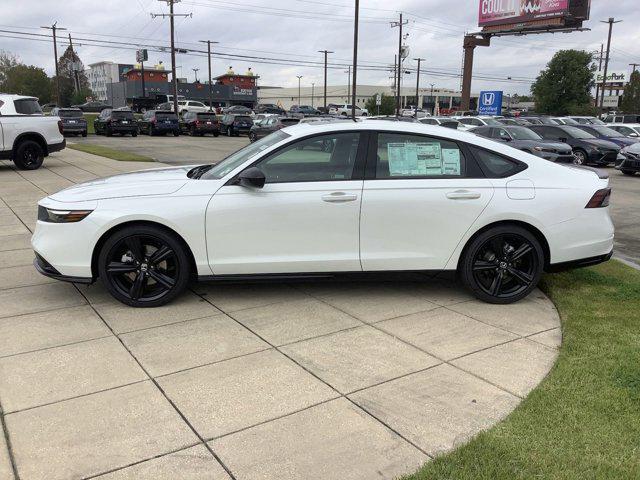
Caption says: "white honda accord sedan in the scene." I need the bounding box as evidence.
[32,121,614,307]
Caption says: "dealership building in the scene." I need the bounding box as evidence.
[258,84,480,112]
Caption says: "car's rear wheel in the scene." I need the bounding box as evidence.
[460,226,543,304]
[14,140,44,170]
[98,225,191,307]
[249,132,257,142]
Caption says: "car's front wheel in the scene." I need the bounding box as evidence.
[573,149,587,165]
[98,225,191,307]
[460,225,544,304]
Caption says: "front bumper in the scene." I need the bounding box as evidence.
[589,150,618,165]
[616,154,640,172]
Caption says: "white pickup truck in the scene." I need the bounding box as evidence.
[0,94,65,170]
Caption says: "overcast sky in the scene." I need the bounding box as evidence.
[2,0,639,95]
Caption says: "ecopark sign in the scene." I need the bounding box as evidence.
[595,71,628,84]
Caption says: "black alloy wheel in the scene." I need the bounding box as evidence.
[461,226,543,304]
[14,140,44,170]
[98,226,190,307]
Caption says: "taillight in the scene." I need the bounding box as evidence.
[57,120,63,134]
[585,188,611,208]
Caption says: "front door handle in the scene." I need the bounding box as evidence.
[322,192,358,203]
[446,190,482,200]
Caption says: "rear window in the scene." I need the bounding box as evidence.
[156,112,178,120]
[58,110,83,118]
[472,147,527,178]
[14,99,42,115]
[196,113,218,121]
[112,111,134,120]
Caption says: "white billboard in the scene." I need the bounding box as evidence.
[602,95,620,108]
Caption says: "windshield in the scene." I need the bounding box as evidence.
[509,127,542,140]
[589,118,605,125]
[591,126,624,137]
[563,126,596,139]
[58,110,83,118]
[202,130,290,179]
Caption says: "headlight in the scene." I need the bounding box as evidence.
[37,206,93,223]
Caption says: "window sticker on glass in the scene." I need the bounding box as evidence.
[442,149,462,175]
[387,142,442,176]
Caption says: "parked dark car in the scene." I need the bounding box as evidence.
[138,110,180,136]
[528,125,620,166]
[471,126,574,163]
[220,114,253,137]
[249,116,300,142]
[520,116,559,125]
[224,105,253,115]
[498,117,532,126]
[575,125,639,148]
[617,143,640,176]
[94,109,138,136]
[73,101,112,113]
[255,104,286,115]
[51,107,87,137]
[181,112,220,137]
[289,105,320,117]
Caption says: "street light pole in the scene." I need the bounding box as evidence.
[199,40,219,111]
[351,0,360,120]
[430,83,435,115]
[414,57,425,117]
[391,13,408,116]
[345,66,351,101]
[311,83,315,108]
[192,68,199,82]
[297,75,303,105]
[599,18,622,112]
[318,50,334,111]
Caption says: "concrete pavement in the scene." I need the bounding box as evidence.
[0,149,561,479]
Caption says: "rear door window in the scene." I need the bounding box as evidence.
[471,148,527,178]
[14,99,43,115]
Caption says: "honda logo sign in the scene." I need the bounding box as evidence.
[478,90,503,116]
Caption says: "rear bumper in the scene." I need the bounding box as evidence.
[33,254,93,284]
[547,250,613,272]
[48,140,66,154]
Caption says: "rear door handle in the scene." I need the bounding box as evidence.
[322,192,358,203]
[446,190,482,200]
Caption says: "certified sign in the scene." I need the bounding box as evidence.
[478,90,503,116]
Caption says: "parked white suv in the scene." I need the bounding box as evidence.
[329,104,368,117]
[0,94,65,170]
[177,100,208,115]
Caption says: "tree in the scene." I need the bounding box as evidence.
[620,70,640,113]
[56,45,92,106]
[0,50,19,84]
[365,93,396,116]
[1,64,52,104]
[531,50,595,115]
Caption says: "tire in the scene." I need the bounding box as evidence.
[13,140,45,170]
[82,131,87,137]
[149,126,155,136]
[213,132,219,138]
[174,130,180,137]
[132,131,138,137]
[98,225,191,308]
[190,126,196,137]
[249,132,257,143]
[622,170,636,176]
[573,149,587,165]
[459,225,544,304]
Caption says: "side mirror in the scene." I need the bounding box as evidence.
[238,167,266,189]
[630,133,639,138]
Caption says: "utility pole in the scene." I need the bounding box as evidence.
[199,40,218,111]
[413,58,425,116]
[345,66,351,101]
[595,44,603,105]
[318,50,333,111]
[192,67,199,82]
[351,0,359,120]
[430,83,435,115]
[311,83,315,108]
[599,18,622,112]
[41,23,66,106]
[297,75,303,105]
[152,0,192,115]
[67,33,81,93]
[630,63,640,73]
[391,13,408,116]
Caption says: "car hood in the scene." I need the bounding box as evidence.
[49,166,193,203]
[581,138,620,150]
[537,140,573,151]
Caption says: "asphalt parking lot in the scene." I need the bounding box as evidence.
[608,172,640,265]
[71,133,249,165]
[0,149,562,480]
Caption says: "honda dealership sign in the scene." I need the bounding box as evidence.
[478,91,503,116]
